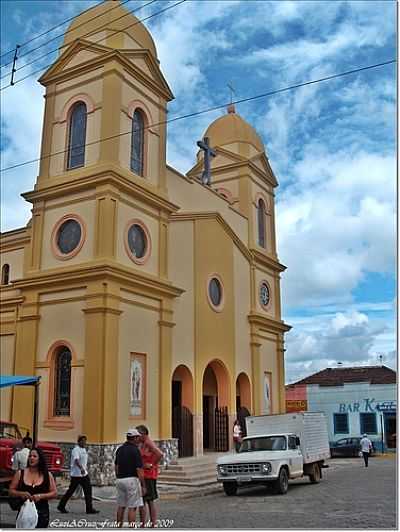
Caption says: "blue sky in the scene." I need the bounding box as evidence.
[0,0,396,383]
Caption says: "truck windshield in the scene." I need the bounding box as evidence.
[239,436,287,452]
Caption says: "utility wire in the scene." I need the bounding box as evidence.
[0,0,146,80]
[0,0,183,89]
[0,0,108,63]
[0,0,132,70]
[0,59,395,174]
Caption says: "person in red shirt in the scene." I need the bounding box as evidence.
[136,425,163,527]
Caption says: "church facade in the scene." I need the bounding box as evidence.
[0,1,290,480]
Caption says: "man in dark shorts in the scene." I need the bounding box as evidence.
[115,429,146,527]
[136,425,163,527]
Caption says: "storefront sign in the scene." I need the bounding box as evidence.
[286,400,308,413]
[338,399,396,413]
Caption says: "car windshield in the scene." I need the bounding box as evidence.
[0,422,21,440]
[239,436,287,452]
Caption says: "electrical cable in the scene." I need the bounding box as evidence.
[0,0,131,70]
[0,0,184,89]
[0,59,395,173]
[0,0,108,62]
[0,0,152,81]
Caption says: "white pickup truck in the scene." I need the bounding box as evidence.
[217,412,330,496]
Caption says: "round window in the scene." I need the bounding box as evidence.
[209,277,222,307]
[259,281,270,308]
[127,224,147,259]
[57,219,82,255]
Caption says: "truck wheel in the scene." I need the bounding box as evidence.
[273,467,288,495]
[309,463,321,484]
[223,482,238,496]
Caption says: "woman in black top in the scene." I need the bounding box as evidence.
[9,447,57,528]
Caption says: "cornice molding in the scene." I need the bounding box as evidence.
[248,312,291,333]
[23,163,180,214]
[12,261,185,300]
[251,248,287,273]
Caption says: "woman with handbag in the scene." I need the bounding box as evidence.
[9,447,57,528]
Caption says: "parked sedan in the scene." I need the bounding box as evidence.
[330,437,376,458]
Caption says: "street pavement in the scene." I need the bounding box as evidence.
[0,456,396,529]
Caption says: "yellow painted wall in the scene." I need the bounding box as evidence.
[1,249,25,281]
[233,247,252,379]
[168,221,195,371]
[195,218,235,412]
[36,298,86,364]
[0,334,15,420]
[118,299,160,440]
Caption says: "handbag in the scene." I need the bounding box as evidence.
[16,500,38,529]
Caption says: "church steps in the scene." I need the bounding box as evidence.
[158,454,226,486]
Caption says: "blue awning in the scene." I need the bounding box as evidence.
[0,375,41,388]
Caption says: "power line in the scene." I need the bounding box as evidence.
[0,0,184,90]
[0,0,108,63]
[0,0,148,80]
[0,59,395,174]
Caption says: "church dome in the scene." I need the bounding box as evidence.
[62,0,158,59]
[203,105,264,153]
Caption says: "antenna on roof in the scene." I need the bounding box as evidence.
[337,361,343,366]
[378,353,384,365]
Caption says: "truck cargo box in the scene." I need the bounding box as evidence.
[246,412,330,464]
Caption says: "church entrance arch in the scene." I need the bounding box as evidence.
[236,372,251,436]
[202,360,229,452]
[171,365,193,457]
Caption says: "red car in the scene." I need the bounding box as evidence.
[0,421,64,508]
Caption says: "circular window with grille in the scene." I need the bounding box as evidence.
[259,280,271,309]
[52,215,85,260]
[124,220,151,265]
[207,275,224,312]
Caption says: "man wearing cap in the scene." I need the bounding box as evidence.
[360,434,373,467]
[115,428,146,527]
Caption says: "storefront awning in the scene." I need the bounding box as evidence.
[0,375,41,388]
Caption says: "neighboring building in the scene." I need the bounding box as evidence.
[286,366,396,451]
[0,1,290,482]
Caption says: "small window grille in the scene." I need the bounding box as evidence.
[360,413,377,434]
[333,413,349,434]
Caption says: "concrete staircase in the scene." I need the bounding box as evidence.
[158,452,227,487]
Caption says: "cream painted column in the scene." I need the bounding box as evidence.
[158,213,169,280]
[82,281,121,443]
[28,201,45,273]
[12,292,40,433]
[37,84,56,182]
[94,186,118,259]
[158,300,174,439]
[99,61,122,165]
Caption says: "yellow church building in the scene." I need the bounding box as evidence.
[0,1,290,481]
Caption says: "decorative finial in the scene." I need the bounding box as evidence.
[227,80,236,114]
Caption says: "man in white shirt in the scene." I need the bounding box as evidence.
[12,436,32,471]
[360,434,373,467]
[57,435,99,514]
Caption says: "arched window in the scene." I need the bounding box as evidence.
[130,109,145,176]
[257,198,266,248]
[67,102,87,170]
[1,264,10,285]
[54,346,72,416]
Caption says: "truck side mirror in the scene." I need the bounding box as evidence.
[295,437,300,446]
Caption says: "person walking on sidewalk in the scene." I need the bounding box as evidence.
[136,425,163,527]
[57,435,99,514]
[360,434,373,467]
[233,420,242,453]
[12,436,33,471]
[115,428,146,527]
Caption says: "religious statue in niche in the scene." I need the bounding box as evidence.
[130,354,145,417]
[264,372,272,415]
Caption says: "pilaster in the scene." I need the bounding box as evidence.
[250,331,262,416]
[12,292,40,432]
[28,201,45,272]
[277,335,286,413]
[158,300,174,439]
[82,280,122,442]
[94,186,118,259]
[99,61,123,165]
[37,84,56,182]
